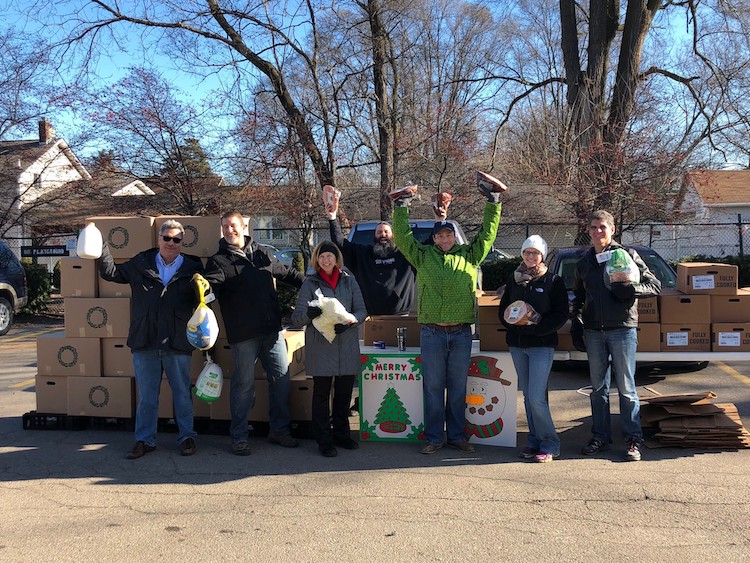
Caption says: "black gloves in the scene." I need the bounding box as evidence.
[477,183,502,204]
[610,282,635,301]
[334,323,351,334]
[307,306,322,320]
[570,317,586,352]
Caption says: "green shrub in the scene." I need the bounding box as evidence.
[21,260,52,313]
[481,257,522,291]
[671,255,750,288]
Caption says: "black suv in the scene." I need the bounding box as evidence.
[0,240,28,335]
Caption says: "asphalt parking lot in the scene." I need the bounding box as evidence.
[1,320,749,562]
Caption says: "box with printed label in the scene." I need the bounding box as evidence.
[636,323,661,352]
[60,258,98,298]
[35,376,68,414]
[37,333,101,377]
[711,323,750,352]
[659,291,710,325]
[676,262,738,295]
[363,315,420,347]
[101,338,134,377]
[67,376,134,418]
[637,296,659,323]
[710,290,750,323]
[85,216,155,259]
[154,215,224,258]
[478,324,508,351]
[477,294,501,325]
[660,324,711,352]
[64,298,130,338]
[209,379,269,421]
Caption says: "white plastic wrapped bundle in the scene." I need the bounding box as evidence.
[309,288,357,343]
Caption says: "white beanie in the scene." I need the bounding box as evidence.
[521,235,548,260]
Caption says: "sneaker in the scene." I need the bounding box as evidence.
[420,443,444,455]
[180,438,197,457]
[334,437,360,450]
[447,440,476,453]
[581,438,610,455]
[519,447,538,460]
[319,444,338,457]
[231,441,252,456]
[268,431,299,448]
[126,441,156,459]
[625,439,642,462]
[534,452,559,463]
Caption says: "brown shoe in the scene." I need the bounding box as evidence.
[268,431,299,448]
[180,438,197,456]
[126,441,156,459]
[447,440,476,453]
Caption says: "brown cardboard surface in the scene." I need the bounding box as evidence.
[363,315,420,347]
[97,259,132,297]
[154,215,223,258]
[637,296,659,323]
[85,216,155,259]
[101,338,134,377]
[477,294,501,324]
[35,376,68,414]
[67,376,134,418]
[290,374,313,421]
[60,258,98,298]
[636,323,661,352]
[659,291,710,325]
[37,334,101,377]
[64,298,131,338]
[710,290,750,322]
[677,262,738,295]
[478,324,507,351]
[660,324,711,351]
[711,323,750,352]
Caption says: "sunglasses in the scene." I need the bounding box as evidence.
[161,235,183,244]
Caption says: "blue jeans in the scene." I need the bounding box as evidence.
[133,349,195,446]
[584,328,642,442]
[420,324,473,445]
[229,331,292,443]
[509,346,559,455]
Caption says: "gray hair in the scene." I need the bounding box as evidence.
[159,219,185,236]
[588,210,615,230]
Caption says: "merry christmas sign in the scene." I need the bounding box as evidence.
[359,353,424,442]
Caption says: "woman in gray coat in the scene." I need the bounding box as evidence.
[292,241,367,457]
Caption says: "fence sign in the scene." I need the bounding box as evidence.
[21,246,69,257]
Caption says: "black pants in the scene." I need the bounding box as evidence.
[312,375,355,446]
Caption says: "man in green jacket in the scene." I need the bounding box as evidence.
[391,173,506,454]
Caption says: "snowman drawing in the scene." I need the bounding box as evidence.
[465,355,511,440]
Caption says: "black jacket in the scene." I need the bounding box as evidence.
[204,237,304,344]
[499,270,568,348]
[98,245,204,354]
[572,243,661,330]
[329,219,416,315]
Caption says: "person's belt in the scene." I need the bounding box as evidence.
[423,323,469,333]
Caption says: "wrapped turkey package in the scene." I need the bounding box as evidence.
[194,355,223,402]
[186,273,219,350]
[605,248,640,286]
[309,288,357,343]
[503,300,540,326]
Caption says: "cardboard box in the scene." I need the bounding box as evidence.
[64,298,130,338]
[712,323,750,352]
[637,296,659,323]
[710,290,750,323]
[677,262,738,295]
[363,315,420,347]
[290,374,313,420]
[37,334,101,377]
[60,258,98,298]
[478,324,508,351]
[154,215,224,258]
[67,376,134,418]
[86,216,155,259]
[659,291,710,325]
[35,375,68,414]
[97,260,132,297]
[255,329,306,379]
[477,293,501,325]
[636,323,661,352]
[101,338,134,377]
[209,380,269,421]
[660,324,711,352]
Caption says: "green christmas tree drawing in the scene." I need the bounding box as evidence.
[374,387,411,433]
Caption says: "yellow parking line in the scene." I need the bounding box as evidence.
[715,361,750,387]
[10,378,35,389]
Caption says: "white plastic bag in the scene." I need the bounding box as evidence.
[310,288,357,343]
[194,355,223,402]
[605,248,641,286]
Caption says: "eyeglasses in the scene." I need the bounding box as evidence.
[161,235,183,244]
[522,250,541,256]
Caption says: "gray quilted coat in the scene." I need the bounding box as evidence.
[291,270,367,377]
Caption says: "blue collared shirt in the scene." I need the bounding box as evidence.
[156,253,184,286]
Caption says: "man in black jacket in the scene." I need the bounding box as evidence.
[202,211,305,455]
[572,210,661,462]
[99,219,204,460]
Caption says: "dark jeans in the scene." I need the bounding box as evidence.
[312,375,355,446]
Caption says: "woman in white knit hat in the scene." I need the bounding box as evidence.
[499,235,568,462]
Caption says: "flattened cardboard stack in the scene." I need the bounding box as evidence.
[640,392,750,448]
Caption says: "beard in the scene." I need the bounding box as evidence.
[373,238,396,258]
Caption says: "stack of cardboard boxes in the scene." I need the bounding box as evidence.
[35,215,312,423]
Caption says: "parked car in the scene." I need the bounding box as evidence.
[274,248,303,268]
[0,240,28,336]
